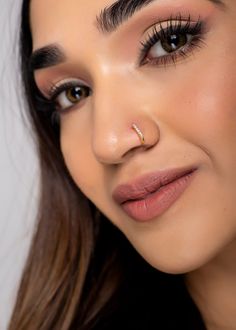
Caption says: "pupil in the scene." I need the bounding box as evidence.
[168,34,180,50]
[71,87,82,100]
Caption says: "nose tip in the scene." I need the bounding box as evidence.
[93,130,138,164]
[93,132,121,164]
[92,120,160,165]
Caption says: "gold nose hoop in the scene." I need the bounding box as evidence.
[132,123,145,145]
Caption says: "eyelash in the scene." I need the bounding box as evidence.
[39,14,206,119]
[48,80,91,118]
[138,15,205,66]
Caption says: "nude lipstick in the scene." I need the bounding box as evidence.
[112,167,197,222]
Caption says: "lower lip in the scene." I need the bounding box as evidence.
[121,170,196,222]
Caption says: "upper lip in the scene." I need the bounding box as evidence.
[112,166,197,205]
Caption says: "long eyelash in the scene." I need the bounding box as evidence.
[33,80,91,127]
[138,14,205,67]
[48,81,81,100]
[32,85,60,127]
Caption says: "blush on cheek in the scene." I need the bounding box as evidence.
[163,49,236,151]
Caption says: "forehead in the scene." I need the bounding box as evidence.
[30,0,112,48]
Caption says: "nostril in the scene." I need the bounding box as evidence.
[122,144,149,160]
[92,119,160,164]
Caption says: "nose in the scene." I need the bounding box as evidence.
[91,84,160,165]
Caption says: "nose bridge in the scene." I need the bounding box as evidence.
[91,73,134,162]
[90,67,160,164]
[93,72,130,127]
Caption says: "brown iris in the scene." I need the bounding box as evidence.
[65,86,90,104]
[161,34,188,53]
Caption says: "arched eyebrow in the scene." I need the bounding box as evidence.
[30,0,225,72]
[96,0,225,34]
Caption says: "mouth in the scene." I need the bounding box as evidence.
[112,166,198,222]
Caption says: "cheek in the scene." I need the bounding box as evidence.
[163,47,236,170]
[160,15,236,145]
[60,115,116,220]
[60,129,116,219]
[60,114,101,197]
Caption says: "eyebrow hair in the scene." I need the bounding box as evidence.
[30,0,225,72]
[96,0,225,34]
[29,44,66,71]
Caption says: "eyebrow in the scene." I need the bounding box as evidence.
[29,45,66,71]
[96,0,225,33]
[30,0,225,72]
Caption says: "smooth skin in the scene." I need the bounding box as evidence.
[31,0,236,329]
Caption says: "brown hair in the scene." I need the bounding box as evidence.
[8,1,124,329]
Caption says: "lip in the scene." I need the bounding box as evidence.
[112,166,197,222]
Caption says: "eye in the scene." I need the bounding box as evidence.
[149,33,191,57]
[139,16,204,67]
[49,80,91,112]
[56,85,90,110]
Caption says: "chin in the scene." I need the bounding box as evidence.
[122,201,236,276]
[149,257,208,275]
[129,233,231,275]
[137,251,208,275]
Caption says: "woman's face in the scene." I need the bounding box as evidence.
[31,0,236,274]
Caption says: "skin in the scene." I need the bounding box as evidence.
[31,0,236,328]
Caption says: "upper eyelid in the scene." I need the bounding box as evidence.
[34,77,89,101]
[141,14,201,36]
[139,17,203,48]
[141,15,202,40]
[48,79,90,99]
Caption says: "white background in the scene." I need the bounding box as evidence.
[0,1,38,328]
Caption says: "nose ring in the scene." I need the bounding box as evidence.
[132,123,145,145]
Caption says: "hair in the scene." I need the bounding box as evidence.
[9,1,207,329]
